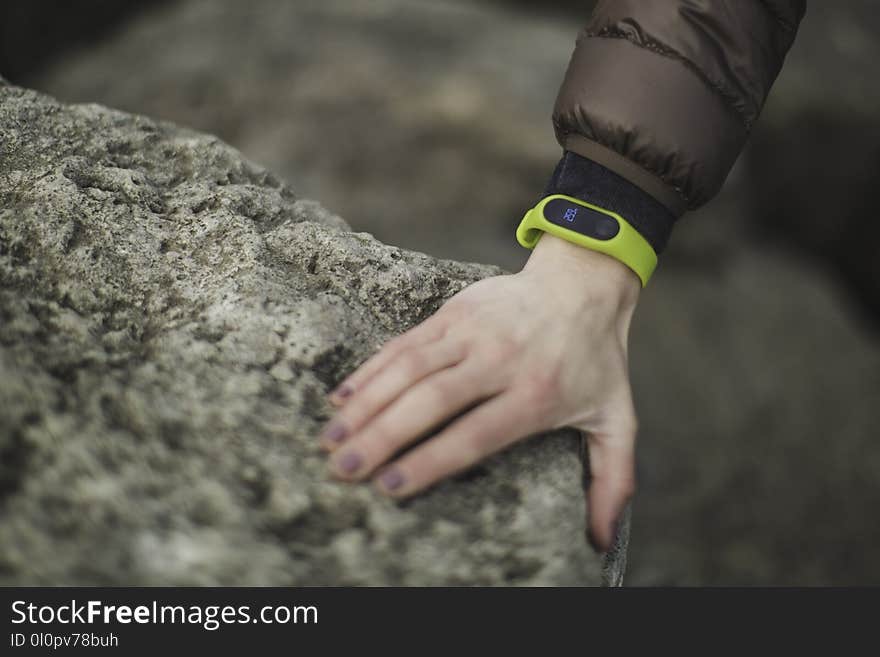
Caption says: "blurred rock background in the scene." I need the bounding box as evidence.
[3,0,878,585]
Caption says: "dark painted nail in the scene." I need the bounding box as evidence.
[337,451,362,474]
[331,384,353,400]
[320,422,347,444]
[588,517,621,554]
[379,468,405,492]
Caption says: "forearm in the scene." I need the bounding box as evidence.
[553,0,806,218]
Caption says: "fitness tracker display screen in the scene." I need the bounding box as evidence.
[543,198,620,241]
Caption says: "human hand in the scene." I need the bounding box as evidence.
[320,233,641,552]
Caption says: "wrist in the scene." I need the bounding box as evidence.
[522,233,640,309]
[544,150,678,255]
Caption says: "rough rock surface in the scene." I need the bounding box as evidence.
[0,80,624,585]
[12,0,880,585]
[25,0,575,271]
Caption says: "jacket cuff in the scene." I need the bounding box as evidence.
[553,35,747,212]
[542,150,677,254]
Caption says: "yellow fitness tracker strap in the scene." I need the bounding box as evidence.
[516,194,657,286]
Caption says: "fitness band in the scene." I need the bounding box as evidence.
[516,194,657,286]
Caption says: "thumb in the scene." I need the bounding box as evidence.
[581,425,637,554]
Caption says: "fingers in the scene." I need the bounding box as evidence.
[319,338,468,450]
[583,426,637,554]
[326,358,504,481]
[327,314,448,406]
[371,388,541,497]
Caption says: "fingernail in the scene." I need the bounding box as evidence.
[588,518,621,555]
[320,422,347,444]
[335,451,362,475]
[330,384,353,400]
[378,468,405,492]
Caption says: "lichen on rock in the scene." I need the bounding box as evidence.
[0,80,622,585]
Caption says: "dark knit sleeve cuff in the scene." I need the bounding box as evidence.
[542,150,678,254]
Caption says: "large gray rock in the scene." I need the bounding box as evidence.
[0,80,623,585]
[13,0,880,585]
[29,0,577,270]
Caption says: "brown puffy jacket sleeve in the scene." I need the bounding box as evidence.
[553,0,806,216]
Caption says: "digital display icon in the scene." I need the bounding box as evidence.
[543,198,620,241]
